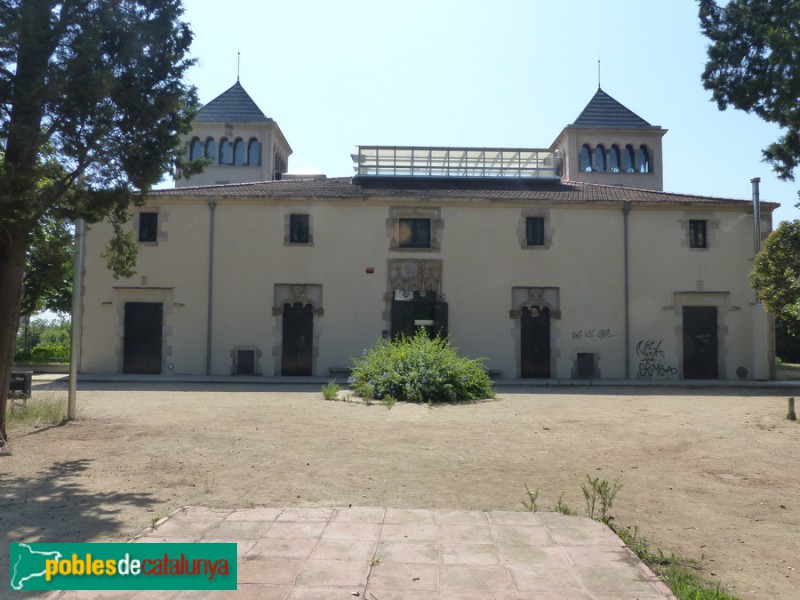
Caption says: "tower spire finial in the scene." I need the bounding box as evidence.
[597,58,601,89]
[237,50,240,82]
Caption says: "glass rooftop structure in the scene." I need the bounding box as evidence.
[353,146,559,180]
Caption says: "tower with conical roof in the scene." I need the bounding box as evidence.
[176,81,292,187]
[550,88,667,190]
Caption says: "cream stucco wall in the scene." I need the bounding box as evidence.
[80,192,770,380]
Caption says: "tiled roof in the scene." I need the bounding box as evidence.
[570,88,658,129]
[194,81,272,123]
[151,176,775,209]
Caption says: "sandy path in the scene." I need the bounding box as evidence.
[1,383,798,598]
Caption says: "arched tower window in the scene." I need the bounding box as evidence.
[219,138,232,164]
[609,145,620,173]
[204,137,216,161]
[247,138,260,165]
[233,138,245,165]
[638,145,650,173]
[189,137,202,161]
[579,144,592,172]
[623,145,635,173]
[594,145,606,172]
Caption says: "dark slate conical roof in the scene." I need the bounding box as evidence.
[570,88,655,128]
[194,81,272,123]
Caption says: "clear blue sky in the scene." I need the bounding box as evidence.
[181,0,797,225]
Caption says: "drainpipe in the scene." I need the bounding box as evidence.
[623,201,632,379]
[751,178,770,380]
[206,198,217,375]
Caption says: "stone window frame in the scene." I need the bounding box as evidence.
[387,206,443,253]
[271,284,323,376]
[111,286,174,375]
[230,345,262,375]
[518,209,554,250]
[679,211,719,251]
[284,213,314,246]
[509,286,561,379]
[670,291,731,380]
[134,207,167,247]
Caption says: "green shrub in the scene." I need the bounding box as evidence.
[348,331,493,404]
[15,344,70,363]
[321,380,340,401]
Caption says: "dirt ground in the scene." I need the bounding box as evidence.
[1,382,799,599]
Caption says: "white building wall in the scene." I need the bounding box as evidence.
[80,194,769,380]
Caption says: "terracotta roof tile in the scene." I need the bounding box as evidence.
[151,176,776,209]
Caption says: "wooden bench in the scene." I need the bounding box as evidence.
[486,369,503,379]
[10,370,33,398]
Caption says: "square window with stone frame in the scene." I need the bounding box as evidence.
[525,216,545,247]
[138,212,158,243]
[289,214,310,244]
[689,219,707,249]
[399,218,431,248]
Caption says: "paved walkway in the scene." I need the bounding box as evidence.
[50,506,675,599]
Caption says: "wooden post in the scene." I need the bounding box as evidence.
[788,397,797,421]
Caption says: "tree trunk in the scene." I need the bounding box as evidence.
[0,235,28,444]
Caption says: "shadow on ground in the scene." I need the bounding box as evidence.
[0,458,158,595]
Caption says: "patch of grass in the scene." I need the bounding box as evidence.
[554,493,577,516]
[321,380,340,401]
[381,394,396,409]
[521,484,539,512]
[581,474,622,524]
[6,395,67,427]
[616,526,739,600]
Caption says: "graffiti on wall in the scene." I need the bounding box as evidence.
[571,328,614,340]
[636,339,677,377]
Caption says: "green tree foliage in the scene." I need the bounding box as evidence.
[15,315,70,363]
[699,0,800,181]
[22,214,73,316]
[751,220,800,333]
[0,0,204,443]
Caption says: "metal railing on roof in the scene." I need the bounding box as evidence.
[352,146,559,179]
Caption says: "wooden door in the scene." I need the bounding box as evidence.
[123,302,163,374]
[521,306,550,378]
[683,306,718,379]
[282,303,313,376]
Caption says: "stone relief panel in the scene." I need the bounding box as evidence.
[387,259,443,297]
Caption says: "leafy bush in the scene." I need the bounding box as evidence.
[321,380,340,401]
[348,331,493,404]
[15,344,71,363]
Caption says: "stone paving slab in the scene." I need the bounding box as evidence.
[48,506,676,599]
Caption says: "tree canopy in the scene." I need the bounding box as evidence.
[0,0,203,443]
[21,214,73,316]
[699,0,800,181]
[751,220,800,334]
